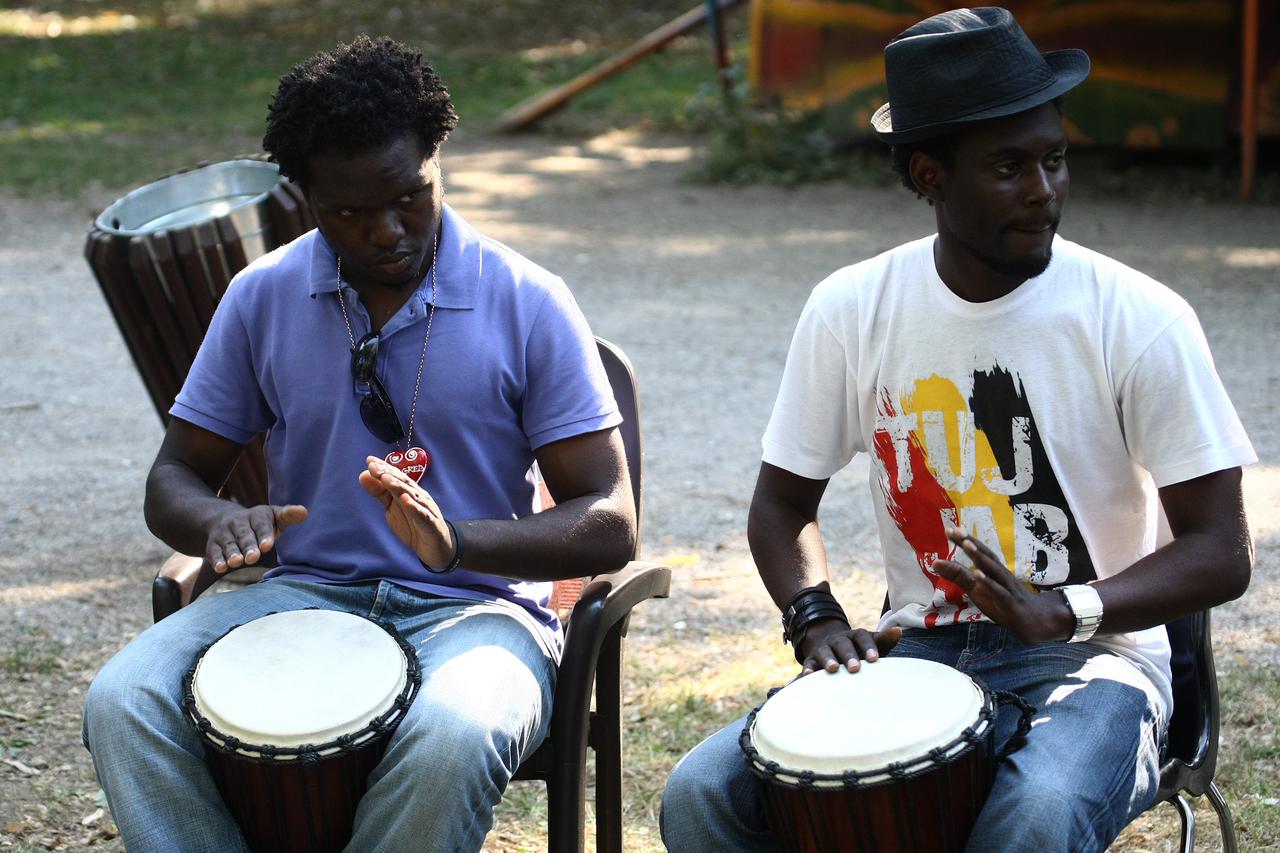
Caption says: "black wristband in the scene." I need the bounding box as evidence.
[424,519,464,575]
[780,586,850,663]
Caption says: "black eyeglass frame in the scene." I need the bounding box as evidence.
[352,332,406,443]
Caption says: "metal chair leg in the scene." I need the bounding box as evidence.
[1207,782,1239,853]
[1172,794,1195,853]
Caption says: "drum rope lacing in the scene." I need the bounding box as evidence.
[181,610,423,764]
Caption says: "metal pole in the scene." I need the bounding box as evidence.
[1240,0,1258,200]
[706,0,734,100]
[493,0,746,133]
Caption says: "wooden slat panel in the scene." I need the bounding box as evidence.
[85,231,179,423]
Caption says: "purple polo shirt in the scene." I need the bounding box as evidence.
[172,204,620,639]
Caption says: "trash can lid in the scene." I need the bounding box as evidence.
[94,159,282,236]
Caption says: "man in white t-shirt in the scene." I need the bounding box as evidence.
[661,7,1254,852]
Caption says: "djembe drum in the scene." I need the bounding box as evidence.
[183,610,421,853]
[84,158,314,507]
[741,658,1031,853]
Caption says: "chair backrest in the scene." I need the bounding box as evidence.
[544,337,641,620]
[1158,609,1221,799]
[594,337,642,556]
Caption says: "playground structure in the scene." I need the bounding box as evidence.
[498,1,1274,198]
[749,0,1276,196]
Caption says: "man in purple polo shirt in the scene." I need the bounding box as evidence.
[83,36,635,852]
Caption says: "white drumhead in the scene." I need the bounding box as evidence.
[192,610,408,750]
[750,658,984,777]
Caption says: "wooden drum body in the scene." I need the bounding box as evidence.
[741,658,999,853]
[183,610,421,853]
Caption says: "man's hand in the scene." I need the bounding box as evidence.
[931,527,1073,643]
[206,504,308,574]
[797,619,903,676]
[359,456,455,569]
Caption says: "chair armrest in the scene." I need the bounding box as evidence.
[562,561,672,664]
[547,561,671,759]
[152,554,213,623]
[151,552,277,623]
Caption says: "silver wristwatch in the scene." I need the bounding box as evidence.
[1059,584,1103,643]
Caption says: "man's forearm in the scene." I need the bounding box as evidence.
[748,498,833,611]
[748,463,836,611]
[1090,530,1251,636]
[144,460,238,558]
[451,492,636,582]
[1087,468,1253,635]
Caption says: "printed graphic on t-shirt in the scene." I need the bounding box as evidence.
[872,367,1096,626]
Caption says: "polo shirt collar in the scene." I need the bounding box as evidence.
[306,203,478,310]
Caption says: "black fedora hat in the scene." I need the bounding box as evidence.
[871,6,1090,143]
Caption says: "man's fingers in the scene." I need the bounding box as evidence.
[205,504,309,575]
[398,492,428,516]
[947,527,1003,566]
[207,543,230,574]
[848,629,882,668]
[274,504,309,531]
[932,558,972,587]
[367,456,415,488]
[796,637,840,675]
[826,634,864,672]
[228,517,262,564]
[359,469,386,494]
[801,627,903,676]
[874,626,903,655]
[220,540,244,570]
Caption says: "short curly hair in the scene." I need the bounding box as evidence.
[263,35,459,187]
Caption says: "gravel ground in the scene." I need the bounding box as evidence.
[1,131,1277,849]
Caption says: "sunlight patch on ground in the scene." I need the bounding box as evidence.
[0,576,130,605]
[0,121,107,143]
[446,171,545,203]
[521,39,590,62]
[0,10,143,38]
[1177,245,1280,269]
[1218,624,1280,663]
[524,155,608,175]
[585,130,696,165]
[1219,247,1280,268]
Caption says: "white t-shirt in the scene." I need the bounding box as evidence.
[762,234,1256,716]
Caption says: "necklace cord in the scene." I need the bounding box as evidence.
[336,232,439,450]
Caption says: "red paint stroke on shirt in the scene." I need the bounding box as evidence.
[874,390,964,626]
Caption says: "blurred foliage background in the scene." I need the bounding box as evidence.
[1,0,756,195]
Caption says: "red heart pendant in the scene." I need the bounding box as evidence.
[385,447,431,483]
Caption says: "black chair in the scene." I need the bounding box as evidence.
[1145,609,1238,852]
[152,337,671,853]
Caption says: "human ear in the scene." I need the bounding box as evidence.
[909,151,945,203]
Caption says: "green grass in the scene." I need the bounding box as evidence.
[0,626,65,675]
[0,0,745,196]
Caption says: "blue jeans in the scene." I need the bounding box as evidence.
[661,623,1164,853]
[82,578,558,853]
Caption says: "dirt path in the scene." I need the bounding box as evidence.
[1,132,1277,849]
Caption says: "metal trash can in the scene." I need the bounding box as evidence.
[85,159,314,506]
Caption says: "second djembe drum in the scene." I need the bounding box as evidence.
[741,658,1028,853]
